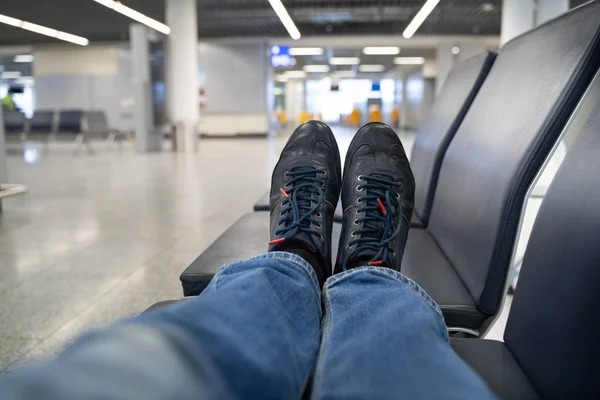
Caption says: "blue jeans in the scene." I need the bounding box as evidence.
[1,252,496,399]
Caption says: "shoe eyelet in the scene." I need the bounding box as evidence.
[320,180,325,187]
[353,219,359,225]
[357,197,364,204]
[395,192,401,199]
[318,234,323,241]
[356,185,364,192]
[322,170,328,177]
[316,211,322,218]
[357,175,365,181]
[351,231,357,238]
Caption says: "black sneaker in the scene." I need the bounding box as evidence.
[335,123,415,273]
[269,121,342,285]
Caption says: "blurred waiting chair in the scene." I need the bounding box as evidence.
[85,110,126,149]
[27,110,55,150]
[3,110,27,140]
[58,109,92,154]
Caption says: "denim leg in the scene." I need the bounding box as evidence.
[312,266,497,400]
[135,251,323,399]
[0,252,322,400]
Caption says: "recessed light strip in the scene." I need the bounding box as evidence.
[93,0,171,35]
[403,0,441,39]
[304,65,330,73]
[330,57,360,65]
[363,47,400,55]
[359,64,385,72]
[289,47,323,56]
[268,0,301,40]
[14,55,34,63]
[394,57,426,65]
[0,13,89,46]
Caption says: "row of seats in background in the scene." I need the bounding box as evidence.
[3,109,128,153]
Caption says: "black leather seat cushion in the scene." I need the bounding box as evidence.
[403,230,484,329]
[451,338,540,400]
[252,191,271,211]
[180,213,342,296]
[180,215,482,329]
[410,212,425,229]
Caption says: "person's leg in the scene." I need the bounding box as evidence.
[314,123,496,399]
[312,267,496,399]
[1,253,322,400]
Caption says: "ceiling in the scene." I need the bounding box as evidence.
[0,0,503,46]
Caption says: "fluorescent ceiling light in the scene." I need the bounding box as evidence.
[332,70,356,78]
[0,13,89,46]
[303,65,330,73]
[285,70,307,79]
[14,55,34,63]
[358,64,385,72]
[21,21,57,37]
[363,47,400,55]
[0,14,21,27]
[93,0,171,35]
[330,57,360,65]
[289,47,323,56]
[268,0,301,40]
[403,0,441,39]
[394,57,425,65]
[275,74,289,82]
[1,71,22,79]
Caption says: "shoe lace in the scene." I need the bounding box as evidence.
[343,174,404,270]
[269,167,326,249]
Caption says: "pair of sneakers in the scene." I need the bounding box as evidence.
[268,121,415,286]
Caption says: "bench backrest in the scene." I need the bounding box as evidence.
[411,52,496,225]
[427,2,600,316]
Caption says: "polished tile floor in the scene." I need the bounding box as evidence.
[0,126,419,370]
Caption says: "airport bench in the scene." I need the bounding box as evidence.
[157,100,600,400]
[179,2,600,335]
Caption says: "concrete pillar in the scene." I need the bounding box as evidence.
[501,0,535,45]
[400,72,409,129]
[0,110,8,183]
[130,24,160,152]
[285,80,305,126]
[166,0,199,151]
